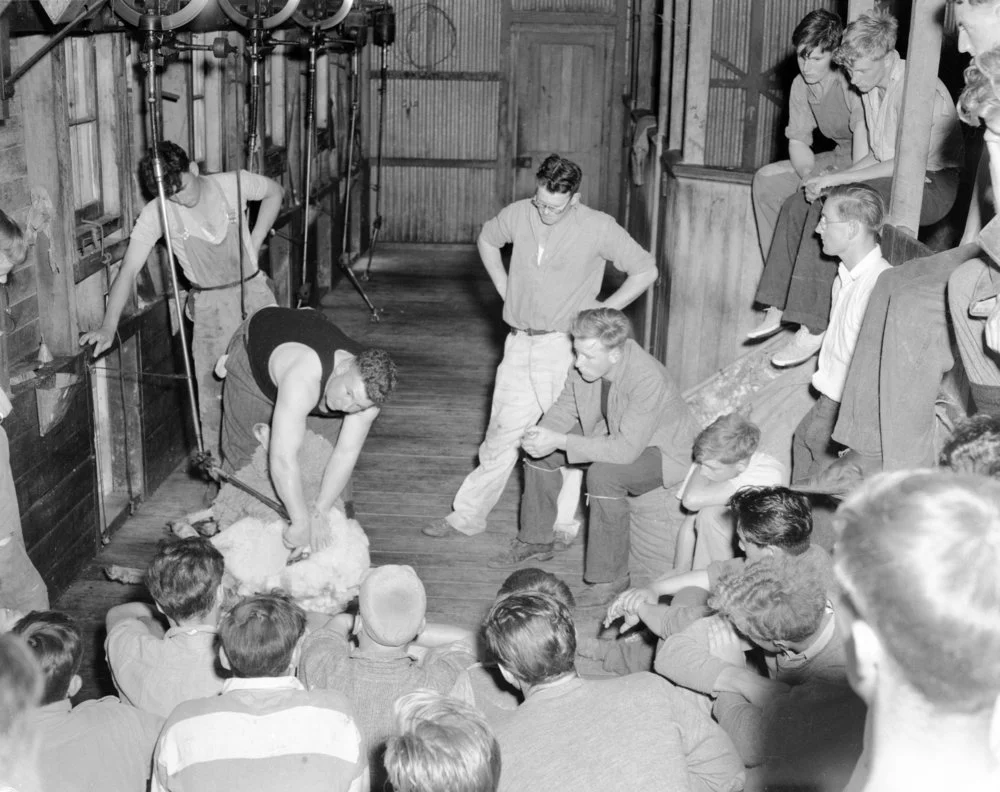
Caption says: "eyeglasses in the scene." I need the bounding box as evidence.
[531,196,573,216]
[817,215,851,229]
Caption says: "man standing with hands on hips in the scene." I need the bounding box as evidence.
[423,154,658,542]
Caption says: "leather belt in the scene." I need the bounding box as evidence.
[510,327,558,336]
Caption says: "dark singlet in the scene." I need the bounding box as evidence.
[246,307,364,416]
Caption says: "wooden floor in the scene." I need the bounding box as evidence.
[56,244,601,701]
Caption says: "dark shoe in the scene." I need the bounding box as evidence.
[574,575,631,609]
[422,519,465,539]
[487,539,555,568]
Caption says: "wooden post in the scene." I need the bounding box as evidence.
[667,0,688,152]
[888,0,946,236]
[19,36,79,356]
[682,0,713,165]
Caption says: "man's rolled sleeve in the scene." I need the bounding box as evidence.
[479,204,518,249]
[598,218,656,276]
[784,77,816,147]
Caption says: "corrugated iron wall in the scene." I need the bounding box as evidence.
[370,0,502,242]
[705,0,842,171]
[511,0,617,11]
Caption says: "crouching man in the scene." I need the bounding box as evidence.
[220,306,397,551]
[489,308,699,608]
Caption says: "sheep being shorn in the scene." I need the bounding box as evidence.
[211,506,370,614]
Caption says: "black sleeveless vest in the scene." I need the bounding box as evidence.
[246,307,364,416]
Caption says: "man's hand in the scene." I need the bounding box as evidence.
[985,299,1000,355]
[803,175,832,203]
[706,617,751,666]
[79,328,115,357]
[521,426,564,458]
[604,586,656,630]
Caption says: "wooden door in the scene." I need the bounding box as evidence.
[509,25,615,208]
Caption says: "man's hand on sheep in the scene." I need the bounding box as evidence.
[283,507,335,553]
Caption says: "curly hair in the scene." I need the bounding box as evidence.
[535,154,583,195]
[957,47,1000,126]
[138,141,191,198]
[939,414,1000,476]
[356,348,398,406]
[709,556,827,645]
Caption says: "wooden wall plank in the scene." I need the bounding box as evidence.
[682,1,713,164]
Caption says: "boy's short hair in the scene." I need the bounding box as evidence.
[359,565,427,647]
[709,556,827,645]
[825,183,885,237]
[385,690,501,792]
[692,412,760,464]
[0,633,42,735]
[138,141,191,198]
[571,308,632,351]
[939,414,1000,476]
[482,592,575,687]
[145,537,225,622]
[355,348,398,406]
[792,9,843,56]
[729,486,812,556]
[835,470,1000,713]
[219,591,306,678]
[833,10,898,67]
[535,154,582,194]
[12,611,82,705]
[496,568,575,608]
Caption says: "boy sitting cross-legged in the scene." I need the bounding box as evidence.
[14,610,164,792]
[105,536,227,717]
[675,413,786,571]
[153,590,368,792]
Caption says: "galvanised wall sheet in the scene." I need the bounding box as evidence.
[381,166,496,242]
[386,0,502,72]
[371,78,499,159]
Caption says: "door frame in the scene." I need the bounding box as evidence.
[498,5,628,218]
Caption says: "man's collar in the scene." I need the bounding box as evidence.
[839,245,884,282]
[524,672,582,702]
[222,675,303,694]
[165,624,218,639]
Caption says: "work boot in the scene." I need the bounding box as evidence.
[771,326,825,367]
[746,306,785,340]
[574,574,631,610]
[422,518,465,539]
[487,538,555,569]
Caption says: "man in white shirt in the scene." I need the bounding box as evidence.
[792,184,890,482]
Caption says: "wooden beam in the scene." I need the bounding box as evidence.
[682,0,713,165]
[888,0,946,236]
[667,0,688,152]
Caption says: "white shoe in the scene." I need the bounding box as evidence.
[771,327,825,367]
[746,307,785,340]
